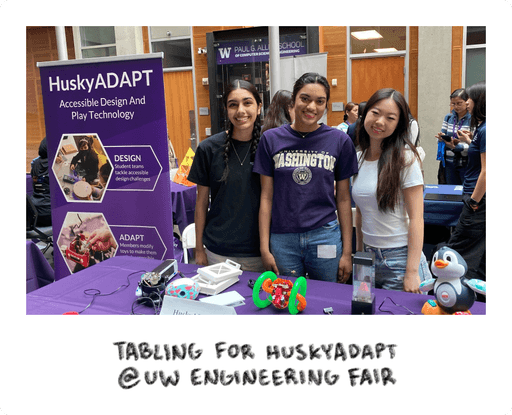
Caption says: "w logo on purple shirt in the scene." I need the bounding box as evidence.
[292,166,312,185]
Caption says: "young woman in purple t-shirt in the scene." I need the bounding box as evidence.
[254,73,358,283]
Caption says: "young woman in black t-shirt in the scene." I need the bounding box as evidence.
[187,80,264,272]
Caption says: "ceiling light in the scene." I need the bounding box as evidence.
[351,30,382,40]
[374,48,397,53]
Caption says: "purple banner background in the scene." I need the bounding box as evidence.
[38,55,173,280]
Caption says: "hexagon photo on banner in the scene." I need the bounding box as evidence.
[52,133,113,203]
[57,211,118,274]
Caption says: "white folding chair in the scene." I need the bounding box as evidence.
[181,223,196,264]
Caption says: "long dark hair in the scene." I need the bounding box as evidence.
[355,88,420,213]
[261,89,292,133]
[220,79,262,182]
[466,81,485,129]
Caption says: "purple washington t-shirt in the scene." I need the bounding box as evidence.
[253,123,358,233]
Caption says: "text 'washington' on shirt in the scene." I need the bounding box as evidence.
[253,123,358,234]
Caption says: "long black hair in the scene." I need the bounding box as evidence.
[261,89,292,133]
[466,81,485,129]
[220,79,262,182]
[355,88,420,213]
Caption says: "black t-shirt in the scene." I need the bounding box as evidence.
[187,131,261,257]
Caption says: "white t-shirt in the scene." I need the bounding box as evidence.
[352,150,423,248]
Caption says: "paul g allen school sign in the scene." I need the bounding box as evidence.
[216,34,307,65]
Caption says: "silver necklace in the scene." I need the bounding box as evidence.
[296,131,311,139]
[231,141,251,166]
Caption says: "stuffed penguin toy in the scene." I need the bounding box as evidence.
[419,246,486,314]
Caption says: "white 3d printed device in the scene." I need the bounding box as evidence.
[192,259,243,295]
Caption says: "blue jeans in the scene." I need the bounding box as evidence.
[270,220,342,283]
[364,245,431,291]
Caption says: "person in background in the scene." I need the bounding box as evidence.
[261,89,294,133]
[352,88,431,293]
[347,101,366,145]
[254,72,358,283]
[435,88,471,184]
[409,113,420,149]
[444,81,486,282]
[408,112,425,177]
[188,79,265,272]
[336,101,358,133]
[30,137,52,226]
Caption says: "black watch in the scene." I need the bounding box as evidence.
[469,197,479,207]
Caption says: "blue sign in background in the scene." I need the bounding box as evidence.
[38,54,174,280]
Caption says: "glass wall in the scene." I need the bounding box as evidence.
[79,26,116,58]
[149,26,192,70]
[465,26,486,87]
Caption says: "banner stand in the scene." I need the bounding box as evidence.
[38,53,174,280]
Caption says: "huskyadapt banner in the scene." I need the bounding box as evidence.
[38,53,174,280]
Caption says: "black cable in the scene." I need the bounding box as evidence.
[131,294,162,315]
[240,278,257,299]
[77,269,147,314]
[378,297,416,315]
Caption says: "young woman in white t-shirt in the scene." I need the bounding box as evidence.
[352,88,431,293]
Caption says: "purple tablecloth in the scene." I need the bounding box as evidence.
[27,173,33,195]
[171,181,196,234]
[26,256,485,315]
[26,240,54,293]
